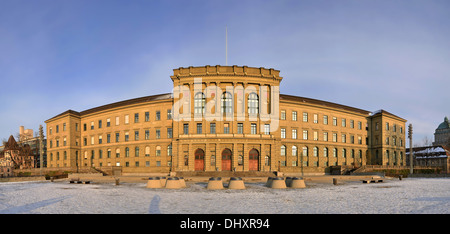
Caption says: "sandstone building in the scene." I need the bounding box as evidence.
[45,65,407,174]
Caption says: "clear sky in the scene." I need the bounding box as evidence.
[0,0,449,146]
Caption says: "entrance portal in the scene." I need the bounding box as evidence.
[222,148,232,171]
[249,148,259,171]
[194,149,205,171]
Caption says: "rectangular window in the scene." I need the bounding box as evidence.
[281,110,286,120]
[156,111,161,121]
[332,117,337,126]
[224,123,230,134]
[303,130,308,140]
[116,133,120,142]
[313,131,318,141]
[281,128,286,139]
[125,115,129,124]
[167,109,172,120]
[292,111,297,121]
[342,118,346,127]
[91,121,94,130]
[99,136,102,144]
[106,118,111,127]
[197,123,202,134]
[135,131,139,141]
[292,129,297,139]
[264,124,270,135]
[183,124,189,135]
[98,120,102,129]
[107,134,111,143]
[303,112,308,122]
[167,128,173,138]
[145,112,149,122]
[116,116,120,125]
[237,123,243,134]
[332,133,337,142]
[156,129,161,139]
[323,132,328,141]
[125,132,129,142]
[251,123,257,134]
[134,113,139,123]
[145,130,149,140]
[323,115,328,125]
[313,114,318,123]
[210,123,216,134]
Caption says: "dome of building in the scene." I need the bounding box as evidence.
[437,117,450,130]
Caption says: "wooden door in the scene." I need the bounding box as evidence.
[194,149,205,171]
[222,148,232,171]
[249,149,259,171]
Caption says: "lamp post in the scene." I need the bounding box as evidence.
[408,124,413,174]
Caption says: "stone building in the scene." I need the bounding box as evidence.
[433,117,450,147]
[0,135,36,177]
[45,65,407,175]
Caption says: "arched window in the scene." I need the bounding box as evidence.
[194,92,206,114]
[265,155,270,166]
[116,148,120,158]
[135,147,139,157]
[221,92,233,114]
[145,146,150,157]
[167,144,172,156]
[281,145,286,156]
[313,147,318,157]
[323,147,328,157]
[248,92,259,114]
[302,146,308,157]
[292,146,298,157]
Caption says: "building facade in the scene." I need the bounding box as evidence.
[45,65,407,174]
[433,117,450,147]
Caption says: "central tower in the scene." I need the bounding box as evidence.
[170,65,283,172]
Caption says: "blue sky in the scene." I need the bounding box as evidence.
[0,0,449,146]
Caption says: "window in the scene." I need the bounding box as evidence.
[115,116,119,125]
[91,136,94,145]
[167,128,172,138]
[210,123,216,134]
[303,112,308,122]
[302,147,308,157]
[332,133,337,142]
[156,111,161,121]
[292,129,297,139]
[156,146,161,156]
[107,149,111,158]
[342,118,346,127]
[125,132,129,142]
[167,109,172,120]
[125,115,129,124]
[91,121,94,130]
[292,146,297,156]
[197,123,202,134]
[323,115,328,125]
[156,129,160,139]
[281,145,286,156]
[125,147,130,157]
[145,146,150,157]
[281,110,286,120]
[251,123,257,134]
[107,118,111,127]
[224,123,230,134]
[116,133,120,142]
[134,113,139,123]
[341,134,346,143]
[303,130,308,140]
[332,117,337,126]
[98,120,102,129]
[248,93,259,114]
[135,147,140,157]
[63,123,66,131]
[350,120,354,128]
[281,128,286,139]
[323,147,328,157]
[323,132,328,141]
[145,112,149,122]
[194,92,206,114]
[264,124,270,135]
[313,114,318,123]
[145,130,149,140]
[237,123,243,134]
[313,131,318,141]
[183,124,189,135]
[313,147,318,157]
[135,131,139,141]
[107,134,111,143]
[167,144,172,156]
[98,136,102,144]
[292,111,297,121]
[221,92,233,114]
[116,148,120,158]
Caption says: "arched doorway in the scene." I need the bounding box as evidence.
[222,148,232,171]
[194,149,205,171]
[249,148,259,171]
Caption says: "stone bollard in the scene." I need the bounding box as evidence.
[207,177,224,190]
[270,177,287,189]
[159,176,167,186]
[115,178,120,186]
[178,177,187,188]
[165,177,182,189]
[290,177,306,188]
[146,177,162,188]
[228,177,245,189]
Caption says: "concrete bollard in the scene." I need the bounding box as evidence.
[146,177,162,188]
[159,176,167,186]
[165,177,181,189]
[207,177,224,190]
[290,177,306,188]
[178,177,187,188]
[270,177,287,189]
[228,177,245,189]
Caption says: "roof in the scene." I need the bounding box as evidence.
[437,116,450,130]
[369,109,407,121]
[280,94,371,115]
[46,93,173,122]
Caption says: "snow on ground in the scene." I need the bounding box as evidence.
[0,178,449,214]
